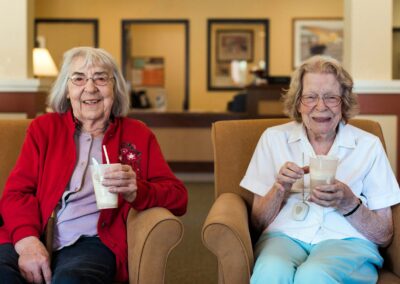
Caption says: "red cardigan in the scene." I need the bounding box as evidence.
[0,111,188,282]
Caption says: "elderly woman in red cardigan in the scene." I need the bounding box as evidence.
[0,47,187,284]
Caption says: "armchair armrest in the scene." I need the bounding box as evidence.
[381,204,400,278]
[127,207,184,284]
[202,193,253,284]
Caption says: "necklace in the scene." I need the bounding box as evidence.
[292,152,310,221]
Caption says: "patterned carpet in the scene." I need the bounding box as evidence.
[166,182,218,284]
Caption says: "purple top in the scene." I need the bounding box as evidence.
[53,131,103,250]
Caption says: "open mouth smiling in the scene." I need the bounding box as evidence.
[82,99,102,105]
[312,117,331,123]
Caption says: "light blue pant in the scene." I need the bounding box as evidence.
[251,232,383,284]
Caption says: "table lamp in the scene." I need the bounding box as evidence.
[33,47,58,77]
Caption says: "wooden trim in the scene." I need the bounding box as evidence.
[0,92,47,118]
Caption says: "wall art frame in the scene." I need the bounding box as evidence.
[207,19,269,91]
[292,18,343,68]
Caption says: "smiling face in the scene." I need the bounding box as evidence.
[67,56,115,129]
[298,72,342,141]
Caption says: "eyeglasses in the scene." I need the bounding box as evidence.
[300,94,342,107]
[69,74,114,86]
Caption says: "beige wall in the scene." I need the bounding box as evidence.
[394,0,400,27]
[35,0,342,111]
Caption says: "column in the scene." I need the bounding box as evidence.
[343,0,392,80]
[0,0,34,79]
[0,0,49,118]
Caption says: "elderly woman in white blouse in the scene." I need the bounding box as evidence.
[240,55,400,284]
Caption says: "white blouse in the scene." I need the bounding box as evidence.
[240,121,400,244]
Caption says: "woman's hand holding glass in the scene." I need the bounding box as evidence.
[102,164,138,203]
[277,161,358,213]
[276,162,308,193]
[309,180,360,213]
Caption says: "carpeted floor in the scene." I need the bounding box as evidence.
[165,181,218,284]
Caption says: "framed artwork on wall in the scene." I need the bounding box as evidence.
[292,18,343,68]
[207,19,269,91]
[216,30,253,62]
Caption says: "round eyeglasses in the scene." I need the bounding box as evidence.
[69,74,114,86]
[300,95,342,107]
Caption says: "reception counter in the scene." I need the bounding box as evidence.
[127,111,285,173]
[128,111,248,128]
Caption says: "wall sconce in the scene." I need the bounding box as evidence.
[33,36,58,77]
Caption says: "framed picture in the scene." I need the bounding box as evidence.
[216,30,253,62]
[293,18,343,68]
[208,19,269,91]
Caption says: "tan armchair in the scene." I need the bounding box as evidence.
[202,118,400,284]
[0,119,183,284]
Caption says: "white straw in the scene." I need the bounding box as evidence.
[103,145,110,164]
[302,152,305,202]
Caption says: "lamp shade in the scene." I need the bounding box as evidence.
[33,48,58,77]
